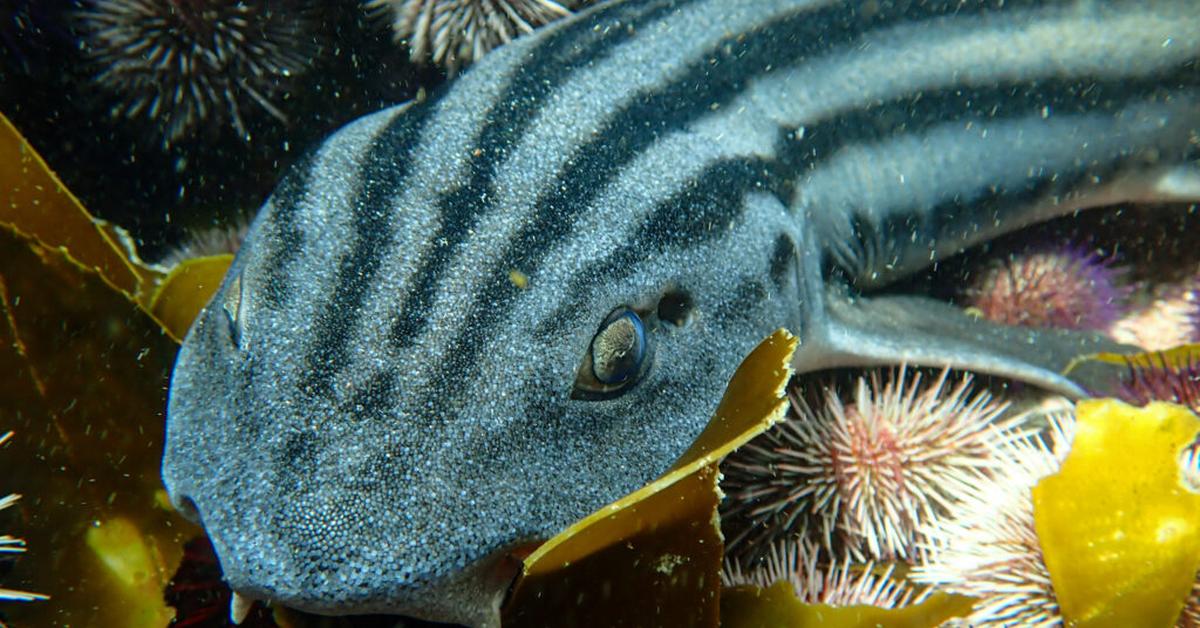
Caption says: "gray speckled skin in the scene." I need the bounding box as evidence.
[162,0,1200,624]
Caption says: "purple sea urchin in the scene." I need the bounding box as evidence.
[366,0,583,72]
[910,414,1071,627]
[963,241,1128,332]
[1118,352,1200,413]
[78,0,318,146]
[722,538,927,609]
[720,367,1019,562]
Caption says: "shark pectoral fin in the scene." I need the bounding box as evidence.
[793,289,1135,398]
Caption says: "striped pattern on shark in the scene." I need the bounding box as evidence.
[162,0,1200,625]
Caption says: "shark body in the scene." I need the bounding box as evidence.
[163,0,1200,624]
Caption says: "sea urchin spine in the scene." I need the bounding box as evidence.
[1,432,48,604]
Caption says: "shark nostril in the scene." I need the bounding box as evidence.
[657,288,695,327]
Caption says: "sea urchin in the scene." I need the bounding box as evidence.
[720,367,1020,562]
[722,538,927,610]
[155,217,252,269]
[366,0,584,72]
[78,0,318,146]
[910,421,1068,627]
[1118,351,1200,413]
[962,241,1128,332]
[1109,283,1199,351]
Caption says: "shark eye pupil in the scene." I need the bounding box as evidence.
[591,309,646,384]
[571,306,652,401]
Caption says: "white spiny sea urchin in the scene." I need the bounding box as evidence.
[720,367,1022,562]
[1,432,47,604]
[366,0,585,72]
[78,0,318,146]
[722,538,928,609]
[1109,283,1199,351]
[910,412,1073,627]
[156,217,252,269]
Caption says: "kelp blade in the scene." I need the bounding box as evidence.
[1033,399,1200,627]
[0,111,156,297]
[0,224,199,625]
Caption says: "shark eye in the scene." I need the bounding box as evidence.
[571,307,650,400]
[592,309,646,383]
